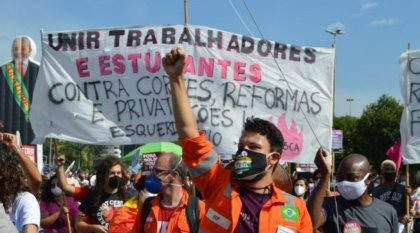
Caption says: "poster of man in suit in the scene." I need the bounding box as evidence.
[0,36,39,145]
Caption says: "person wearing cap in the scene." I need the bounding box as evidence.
[372,159,410,230]
[163,47,312,233]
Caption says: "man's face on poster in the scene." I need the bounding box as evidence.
[13,38,31,61]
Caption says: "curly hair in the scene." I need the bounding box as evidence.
[41,174,58,203]
[0,141,29,212]
[92,155,127,207]
[243,117,284,153]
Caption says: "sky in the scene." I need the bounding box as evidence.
[0,0,418,117]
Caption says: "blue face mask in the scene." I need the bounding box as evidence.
[145,174,163,194]
[145,158,183,194]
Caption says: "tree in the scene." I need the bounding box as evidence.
[333,115,358,159]
[353,94,403,172]
[43,139,105,172]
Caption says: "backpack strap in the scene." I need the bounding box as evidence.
[186,195,200,233]
[141,197,154,233]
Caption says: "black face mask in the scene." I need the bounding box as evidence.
[383,172,396,183]
[232,148,268,181]
[108,176,122,189]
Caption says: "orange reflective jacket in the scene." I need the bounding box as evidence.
[180,131,313,233]
[131,189,205,233]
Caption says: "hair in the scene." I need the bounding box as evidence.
[0,141,30,212]
[381,160,396,170]
[41,174,58,203]
[243,117,284,153]
[92,155,127,207]
[134,175,148,192]
[156,153,188,185]
[292,177,309,198]
[167,153,188,185]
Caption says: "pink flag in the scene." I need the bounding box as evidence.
[386,140,402,174]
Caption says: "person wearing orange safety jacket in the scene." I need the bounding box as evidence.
[163,47,313,233]
[131,152,205,233]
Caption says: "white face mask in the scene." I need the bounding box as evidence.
[51,186,63,196]
[140,189,158,202]
[336,173,370,200]
[294,185,306,196]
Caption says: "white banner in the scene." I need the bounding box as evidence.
[400,50,420,164]
[31,24,334,163]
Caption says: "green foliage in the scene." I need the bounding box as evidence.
[333,95,403,173]
[43,139,105,171]
[333,115,358,159]
[353,95,403,173]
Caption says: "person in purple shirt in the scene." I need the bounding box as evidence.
[40,174,79,233]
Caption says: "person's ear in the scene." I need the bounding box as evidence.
[268,152,280,165]
[365,174,372,186]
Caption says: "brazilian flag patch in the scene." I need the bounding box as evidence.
[281,205,298,221]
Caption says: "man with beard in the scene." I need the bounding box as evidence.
[372,160,410,231]
[0,36,39,145]
[162,48,312,233]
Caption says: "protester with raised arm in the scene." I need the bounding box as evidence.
[307,150,398,232]
[1,133,41,194]
[56,154,91,202]
[0,134,40,233]
[163,47,312,233]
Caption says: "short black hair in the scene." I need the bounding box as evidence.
[243,117,284,153]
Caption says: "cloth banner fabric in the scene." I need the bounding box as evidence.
[400,50,420,164]
[31,24,334,163]
[386,140,402,173]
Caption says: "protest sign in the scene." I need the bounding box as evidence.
[399,50,420,164]
[332,129,343,153]
[31,24,334,163]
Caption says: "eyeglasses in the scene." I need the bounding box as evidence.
[51,183,59,188]
[152,167,171,176]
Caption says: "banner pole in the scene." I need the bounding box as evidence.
[405,43,411,233]
[184,0,188,25]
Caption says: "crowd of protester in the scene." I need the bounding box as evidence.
[1,48,420,233]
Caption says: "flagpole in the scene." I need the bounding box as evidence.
[184,0,188,25]
[405,42,411,233]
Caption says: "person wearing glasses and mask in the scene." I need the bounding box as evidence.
[307,151,398,233]
[131,152,205,233]
[40,174,79,233]
[76,156,128,233]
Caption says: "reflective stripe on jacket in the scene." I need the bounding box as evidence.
[131,189,205,233]
[180,131,313,233]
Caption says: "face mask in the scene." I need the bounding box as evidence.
[140,189,158,202]
[383,172,396,183]
[51,186,63,196]
[232,148,270,181]
[336,173,370,200]
[145,159,183,194]
[294,185,306,196]
[108,176,122,189]
[90,175,96,186]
